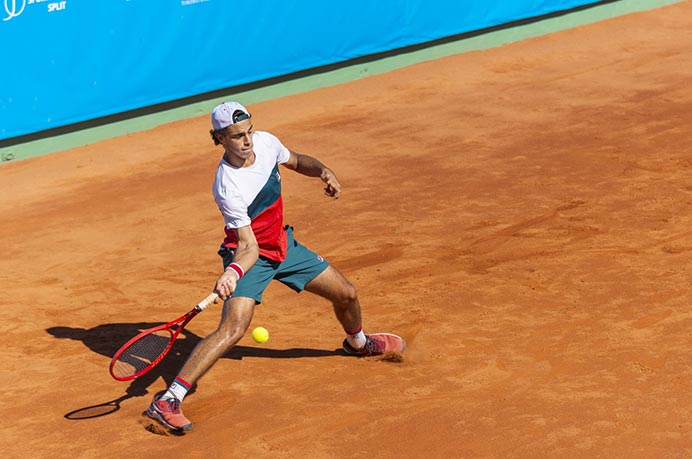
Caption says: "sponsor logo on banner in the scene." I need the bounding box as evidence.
[3,0,26,21]
[4,0,67,22]
[5,0,206,22]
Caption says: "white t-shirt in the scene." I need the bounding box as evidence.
[212,131,291,260]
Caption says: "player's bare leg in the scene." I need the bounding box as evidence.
[147,296,255,432]
[178,295,256,383]
[304,265,405,356]
[304,265,361,332]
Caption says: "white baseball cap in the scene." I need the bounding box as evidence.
[211,101,251,131]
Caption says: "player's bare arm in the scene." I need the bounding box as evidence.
[214,225,259,300]
[283,149,342,198]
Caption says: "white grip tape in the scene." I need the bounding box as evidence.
[197,292,219,311]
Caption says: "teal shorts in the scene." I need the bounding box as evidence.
[218,226,329,304]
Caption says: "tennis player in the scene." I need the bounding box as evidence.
[146,101,406,433]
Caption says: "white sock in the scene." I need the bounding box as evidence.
[162,376,191,401]
[346,328,367,349]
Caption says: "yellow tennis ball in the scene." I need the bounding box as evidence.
[252,326,269,343]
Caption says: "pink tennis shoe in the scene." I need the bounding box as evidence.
[342,333,406,356]
[147,395,193,433]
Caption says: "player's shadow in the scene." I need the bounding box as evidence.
[47,323,344,419]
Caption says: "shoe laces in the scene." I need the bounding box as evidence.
[365,335,385,353]
[160,397,182,414]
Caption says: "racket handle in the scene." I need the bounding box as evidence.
[196,292,219,311]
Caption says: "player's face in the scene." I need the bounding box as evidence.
[218,119,254,164]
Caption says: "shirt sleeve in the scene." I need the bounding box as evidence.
[218,193,251,229]
[212,170,251,229]
[261,131,290,164]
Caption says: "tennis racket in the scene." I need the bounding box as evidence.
[109,292,219,381]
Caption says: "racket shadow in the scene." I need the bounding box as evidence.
[64,392,133,420]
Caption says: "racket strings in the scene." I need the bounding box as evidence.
[111,330,173,379]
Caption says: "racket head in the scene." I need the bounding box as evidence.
[109,326,176,381]
[109,294,216,381]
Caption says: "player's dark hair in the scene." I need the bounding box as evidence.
[210,129,221,146]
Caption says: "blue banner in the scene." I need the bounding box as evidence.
[0,0,599,140]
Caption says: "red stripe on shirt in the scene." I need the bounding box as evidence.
[223,196,288,261]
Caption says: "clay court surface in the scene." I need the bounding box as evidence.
[3,2,692,457]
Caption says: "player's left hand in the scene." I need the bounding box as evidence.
[321,168,341,199]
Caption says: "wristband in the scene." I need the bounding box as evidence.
[225,263,244,280]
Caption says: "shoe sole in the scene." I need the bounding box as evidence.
[146,407,193,433]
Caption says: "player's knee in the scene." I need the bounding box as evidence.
[216,323,248,349]
[346,283,358,303]
[335,281,358,306]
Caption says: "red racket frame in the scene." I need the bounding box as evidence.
[109,293,218,381]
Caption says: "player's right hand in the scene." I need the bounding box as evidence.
[214,270,238,301]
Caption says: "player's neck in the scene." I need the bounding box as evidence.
[224,151,255,168]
